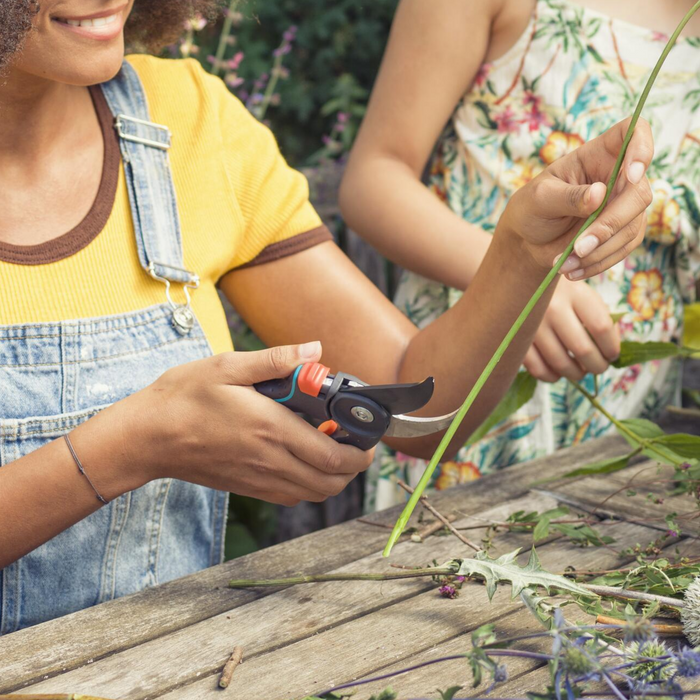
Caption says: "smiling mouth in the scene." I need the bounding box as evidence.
[54,13,120,28]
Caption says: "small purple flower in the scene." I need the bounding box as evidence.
[667,529,680,538]
[680,462,692,471]
[494,663,508,683]
[439,584,458,599]
[337,112,349,124]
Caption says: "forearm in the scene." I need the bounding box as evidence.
[340,155,491,289]
[0,401,143,568]
[391,227,556,457]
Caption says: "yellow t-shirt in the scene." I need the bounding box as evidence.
[0,55,328,354]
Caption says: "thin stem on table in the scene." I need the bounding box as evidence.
[383,0,700,556]
[396,480,481,552]
[228,567,454,588]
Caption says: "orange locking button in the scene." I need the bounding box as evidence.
[298,362,331,397]
[318,420,339,436]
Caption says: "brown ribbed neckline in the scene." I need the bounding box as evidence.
[0,85,120,265]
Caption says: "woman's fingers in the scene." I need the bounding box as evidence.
[533,327,586,383]
[524,345,560,383]
[572,176,652,260]
[554,308,610,375]
[572,216,646,280]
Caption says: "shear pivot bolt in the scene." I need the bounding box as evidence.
[351,406,374,423]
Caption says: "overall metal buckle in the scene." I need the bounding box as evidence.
[147,262,200,336]
[114,114,172,151]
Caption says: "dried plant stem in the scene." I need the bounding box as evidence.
[413,514,457,542]
[384,0,700,557]
[666,406,700,420]
[218,646,244,689]
[596,615,683,635]
[585,584,683,609]
[396,480,481,552]
[228,567,454,588]
[356,517,394,530]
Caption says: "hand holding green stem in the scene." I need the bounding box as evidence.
[383,1,700,557]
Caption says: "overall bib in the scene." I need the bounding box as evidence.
[0,63,228,634]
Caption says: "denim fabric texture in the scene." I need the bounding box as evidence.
[0,63,228,634]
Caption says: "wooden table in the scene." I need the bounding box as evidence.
[1,426,699,700]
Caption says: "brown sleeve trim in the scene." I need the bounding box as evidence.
[235,226,333,270]
[0,85,121,266]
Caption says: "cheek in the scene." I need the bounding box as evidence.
[11,8,130,86]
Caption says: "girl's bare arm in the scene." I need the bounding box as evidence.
[339,0,504,289]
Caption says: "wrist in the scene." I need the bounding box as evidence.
[493,218,551,280]
[71,397,154,498]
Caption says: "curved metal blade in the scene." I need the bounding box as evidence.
[385,408,460,439]
[347,377,435,416]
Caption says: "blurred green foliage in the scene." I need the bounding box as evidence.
[193,0,399,165]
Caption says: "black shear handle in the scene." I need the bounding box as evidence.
[254,363,391,451]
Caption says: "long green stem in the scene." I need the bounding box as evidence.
[572,381,684,467]
[383,1,700,557]
[228,567,455,588]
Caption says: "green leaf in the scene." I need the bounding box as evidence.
[685,303,700,350]
[619,418,665,440]
[438,687,464,700]
[466,372,537,446]
[471,623,497,647]
[617,420,687,465]
[612,341,682,368]
[610,311,627,323]
[532,507,569,542]
[559,453,632,479]
[520,588,557,629]
[453,548,592,601]
[653,434,700,460]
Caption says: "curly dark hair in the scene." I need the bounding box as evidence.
[0,0,222,69]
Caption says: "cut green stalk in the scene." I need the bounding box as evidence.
[384,1,700,557]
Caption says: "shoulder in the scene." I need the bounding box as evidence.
[124,55,251,131]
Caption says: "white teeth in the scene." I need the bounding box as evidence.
[58,13,119,29]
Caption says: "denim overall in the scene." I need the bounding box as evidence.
[0,63,228,634]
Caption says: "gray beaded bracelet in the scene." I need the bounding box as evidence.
[64,434,109,505]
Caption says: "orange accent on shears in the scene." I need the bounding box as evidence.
[318,420,339,436]
[298,362,331,397]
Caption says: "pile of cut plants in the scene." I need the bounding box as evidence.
[229,6,700,697]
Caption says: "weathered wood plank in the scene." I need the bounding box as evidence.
[344,615,548,699]
[544,460,700,536]
[150,520,662,700]
[0,436,630,691]
[15,493,560,698]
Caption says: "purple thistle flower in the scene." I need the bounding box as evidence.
[674,648,700,678]
[438,584,458,599]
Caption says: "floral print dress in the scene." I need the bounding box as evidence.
[366,0,700,512]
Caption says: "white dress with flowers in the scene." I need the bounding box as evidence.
[366,0,700,512]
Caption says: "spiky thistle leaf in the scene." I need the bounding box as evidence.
[449,548,592,601]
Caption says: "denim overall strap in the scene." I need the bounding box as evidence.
[99,62,198,335]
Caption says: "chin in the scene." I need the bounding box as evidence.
[16,40,127,87]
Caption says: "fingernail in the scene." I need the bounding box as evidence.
[299,341,322,360]
[627,161,646,185]
[556,255,581,273]
[575,235,599,258]
[567,269,585,281]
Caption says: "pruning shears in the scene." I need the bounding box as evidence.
[254,362,458,451]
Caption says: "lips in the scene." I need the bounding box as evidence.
[51,5,127,40]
